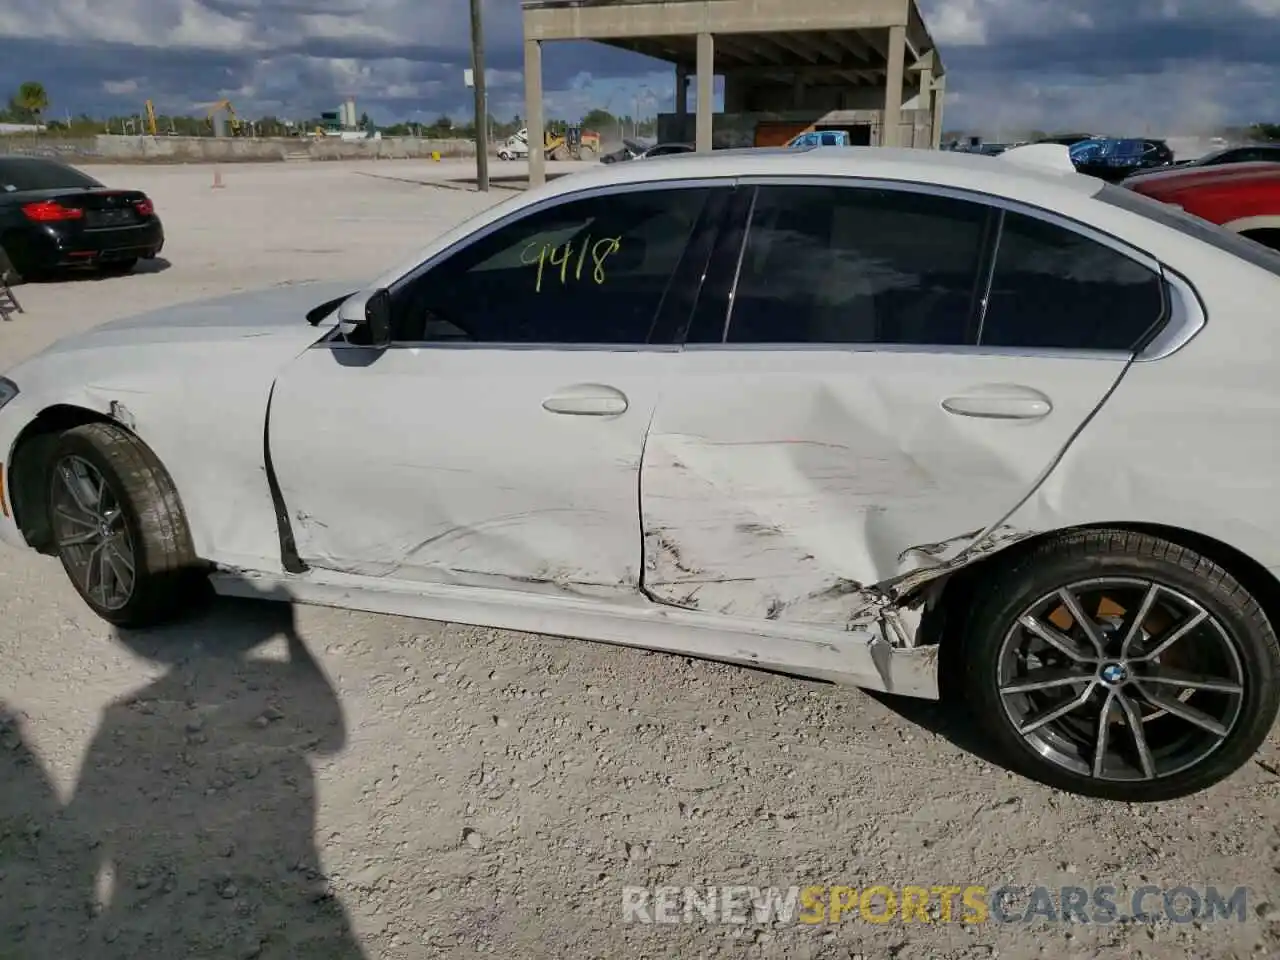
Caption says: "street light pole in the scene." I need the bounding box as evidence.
[469,0,490,191]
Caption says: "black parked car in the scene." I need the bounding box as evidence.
[1175,143,1280,169]
[1143,139,1175,167]
[0,157,163,282]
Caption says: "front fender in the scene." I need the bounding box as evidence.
[1,375,286,574]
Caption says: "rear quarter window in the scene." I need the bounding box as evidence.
[0,158,103,193]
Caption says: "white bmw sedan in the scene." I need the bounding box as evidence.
[2,145,1279,802]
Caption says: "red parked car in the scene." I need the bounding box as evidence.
[1124,161,1280,251]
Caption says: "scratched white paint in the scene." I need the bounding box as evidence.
[0,281,350,570]
[640,351,1129,626]
[268,346,672,598]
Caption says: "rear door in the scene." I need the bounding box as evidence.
[639,180,1169,627]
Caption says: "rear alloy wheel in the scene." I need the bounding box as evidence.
[47,423,206,627]
[963,529,1280,801]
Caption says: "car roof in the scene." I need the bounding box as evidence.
[537,145,1104,204]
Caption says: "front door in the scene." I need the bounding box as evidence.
[269,181,726,600]
[640,181,1170,627]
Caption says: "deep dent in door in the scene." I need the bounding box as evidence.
[640,429,1037,629]
[636,370,1119,632]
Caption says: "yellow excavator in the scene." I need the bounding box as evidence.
[540,124,600,160]
[145,99,158,136]
[202,98,243,136]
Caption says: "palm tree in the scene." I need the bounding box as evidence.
[16,81,48,127]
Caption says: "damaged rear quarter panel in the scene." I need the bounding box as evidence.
[988,261,1280,574]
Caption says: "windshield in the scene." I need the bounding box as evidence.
[0,158,102,193]
[1097,183,1280,279]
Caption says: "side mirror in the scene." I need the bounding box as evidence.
[363,288,392,347]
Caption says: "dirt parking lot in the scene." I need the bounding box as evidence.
[1,159,1277,960]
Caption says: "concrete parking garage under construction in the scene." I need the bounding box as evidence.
[521,0,946,185]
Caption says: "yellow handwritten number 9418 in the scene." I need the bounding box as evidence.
[521,234,623,293]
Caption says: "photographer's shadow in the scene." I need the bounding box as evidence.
[67,597,365,958]
[1,703,86,957]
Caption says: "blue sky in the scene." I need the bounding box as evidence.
[1,0,1277,133]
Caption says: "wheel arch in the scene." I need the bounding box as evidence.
[918,520,1280,655]
[9,403,132,552]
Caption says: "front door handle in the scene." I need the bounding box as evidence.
[542,383,629,416]
[941,385,1053,421]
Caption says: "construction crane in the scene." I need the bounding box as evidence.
[201,99,242,136]
[144,99,158,137]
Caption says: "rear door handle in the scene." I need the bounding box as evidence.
[542,383,629,416]
[941,385,1053,421]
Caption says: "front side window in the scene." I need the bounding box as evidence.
[980,211,1166,351]
[392,186,711,344]
[723,184,991,345]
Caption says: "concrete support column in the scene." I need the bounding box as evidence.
[675,64,689,142]
[695,31,714,153]
[524,38,545,186]
[931,75,945,150]
[881,24,906,147]
[918,66,934,112]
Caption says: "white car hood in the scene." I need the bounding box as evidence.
[34,280,354,356]
[5,280,356,391]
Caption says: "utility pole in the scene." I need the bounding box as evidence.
[469,0,490,191]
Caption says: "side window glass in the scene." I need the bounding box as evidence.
[394,187,710,344]
[725,185,990,345]
[980,211,1166,352]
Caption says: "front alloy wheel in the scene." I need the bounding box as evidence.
[50,455,137,612]
[45,422,206,627]
[963,529,1280,801]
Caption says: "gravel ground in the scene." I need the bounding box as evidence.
[1,160,1277,960]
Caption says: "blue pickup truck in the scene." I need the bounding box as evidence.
[786,130,851,148]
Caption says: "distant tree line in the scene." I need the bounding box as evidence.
[0,82,660,140]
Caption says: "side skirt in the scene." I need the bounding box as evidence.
[209,567,939,699]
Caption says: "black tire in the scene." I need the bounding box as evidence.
[961,529,1280,801]
[46,423,207,628]
[98,257,138,276]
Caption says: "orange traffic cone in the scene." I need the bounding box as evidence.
[211,166,225,189]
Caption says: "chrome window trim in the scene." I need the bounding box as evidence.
[354,176,737,351]
[680,340,1131,361]
[719,186,758,343]
[731,175,1165,275]
[1136,267,1206,362]
[973,209,1005,345]
[326,341,684,354]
